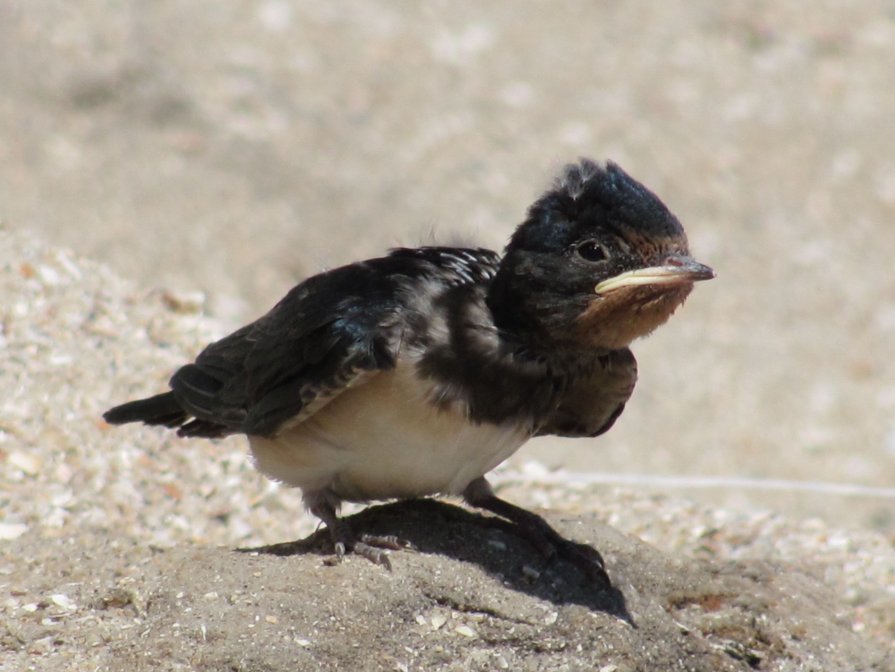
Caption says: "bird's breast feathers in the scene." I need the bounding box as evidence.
[248,358,530,502]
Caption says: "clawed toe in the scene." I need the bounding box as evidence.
[353,541,393,569]
[523,527,609,586]
[550,537,610,586]
[360,533,415,551]
[326,529,413,568]
[350,534,415,569]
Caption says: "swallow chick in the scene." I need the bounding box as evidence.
[103,159,713,586]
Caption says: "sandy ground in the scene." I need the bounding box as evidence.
[1,2,894,669]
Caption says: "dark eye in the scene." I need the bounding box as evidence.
[575,240,609,262]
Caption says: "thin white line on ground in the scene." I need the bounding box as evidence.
[491,470,895,499]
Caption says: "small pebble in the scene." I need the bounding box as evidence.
[50,594,76,611]
[161,290,206,314]
[0,523,28,540]
[8,451,42,476]
[522,565,540,580]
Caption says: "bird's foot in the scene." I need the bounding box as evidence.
[327,533,415,569]
[463,477,611,588]
[501,507,609,586]
[309,495,415,569]
[536,532,609,586]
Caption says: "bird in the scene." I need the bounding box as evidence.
[103,159,713,586]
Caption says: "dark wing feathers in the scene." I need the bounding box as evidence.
[104,247,498,439]
[167,264,404,438]
[239,318,396,437]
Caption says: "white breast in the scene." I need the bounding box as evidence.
[248,361,529,502]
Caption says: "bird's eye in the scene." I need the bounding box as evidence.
[575,240,610,262]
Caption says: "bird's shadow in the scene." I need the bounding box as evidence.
[238,498,632,624]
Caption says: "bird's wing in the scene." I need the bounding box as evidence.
[169,246,501,439]
[169,261,406,438]
[535,348,638,438]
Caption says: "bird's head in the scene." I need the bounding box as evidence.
[488,159,714,353]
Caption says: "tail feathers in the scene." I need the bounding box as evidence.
[103,391,234,438]
[103,392,188,428]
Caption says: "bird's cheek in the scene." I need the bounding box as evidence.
[573,295,640,350]
[627,286,695,336]
[574,285,693,349]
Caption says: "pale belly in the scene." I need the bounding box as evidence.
[247,362,530,501]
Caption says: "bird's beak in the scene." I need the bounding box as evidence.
[594,255,715,295]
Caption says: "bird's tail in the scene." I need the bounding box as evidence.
[103,392,188,428]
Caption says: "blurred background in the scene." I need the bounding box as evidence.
[2,1,894,535]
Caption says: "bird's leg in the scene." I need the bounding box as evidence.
[308,498,410,569]
[462,476,610,586]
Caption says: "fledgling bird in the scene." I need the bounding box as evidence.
[103,159,713,585]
